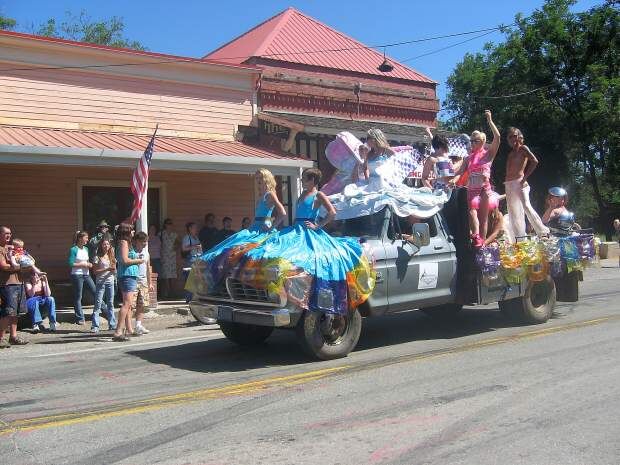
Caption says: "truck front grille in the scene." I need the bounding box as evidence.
[225,278,280,306]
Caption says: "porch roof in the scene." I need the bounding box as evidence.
[0,125,312,176]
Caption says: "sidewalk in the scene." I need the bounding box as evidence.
[51,299,191,325]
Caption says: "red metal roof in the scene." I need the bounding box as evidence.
[0,125,291,160]
[0,29,258,73]
[205,7,434,83]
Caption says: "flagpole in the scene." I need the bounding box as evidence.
[136,124,158,233]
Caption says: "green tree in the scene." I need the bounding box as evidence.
[35,10,146,50]
[445,0,619,236]
[0,13,16,30]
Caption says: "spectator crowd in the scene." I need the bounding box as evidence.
[0,213,245,347]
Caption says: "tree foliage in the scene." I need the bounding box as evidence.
[0,13,16,31]
[35,10,146,50]
[445,0,619,235]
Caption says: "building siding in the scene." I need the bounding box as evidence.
[0,65,253,140]
[0,164,254,282]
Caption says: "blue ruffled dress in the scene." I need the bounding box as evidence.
[189,193,276,291]
[236,191,375,315]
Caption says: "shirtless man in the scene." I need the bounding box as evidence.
[504,127,549,240]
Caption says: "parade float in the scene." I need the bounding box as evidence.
[187,131,588,359]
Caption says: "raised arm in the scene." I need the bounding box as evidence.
[267,191,288,229]
[485,110,501,159]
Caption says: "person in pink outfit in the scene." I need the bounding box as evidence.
[451,110,501,248]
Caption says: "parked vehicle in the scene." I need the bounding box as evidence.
[189,189,580,360]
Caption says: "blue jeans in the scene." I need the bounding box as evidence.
[26,296,57,325]
[71,274,96,322]
[93,279,116,330]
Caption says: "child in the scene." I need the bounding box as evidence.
[92,238,117,333]
[25,271,58,332]
[132,231,152,335]
[9,238,44,276]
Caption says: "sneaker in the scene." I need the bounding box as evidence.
[9,336,29,345]
[32,324,40,333]
[0,338,10,349]
[108,325,116,331]
[135,324,150,335]
[50,322,57,332]
[132,326,144,336]
[76,320,85,326]
[90,327,100,334]
[38,323,47,331]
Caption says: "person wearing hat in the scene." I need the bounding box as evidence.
[87,220,112,263]
[542,187,570,226]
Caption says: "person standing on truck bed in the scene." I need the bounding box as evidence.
[421,133,454,192]
[504,127,550,241]
[450,110,501,248]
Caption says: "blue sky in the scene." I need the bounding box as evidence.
[1,0,601,116]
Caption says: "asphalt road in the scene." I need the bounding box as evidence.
[1,263,619,465]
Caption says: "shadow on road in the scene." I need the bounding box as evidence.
[128,305,552,373]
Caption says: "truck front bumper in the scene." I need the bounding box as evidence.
[189,300,300,328]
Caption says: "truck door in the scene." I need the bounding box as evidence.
[384,213,456,312]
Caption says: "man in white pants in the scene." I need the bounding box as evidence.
[504,127,549,241]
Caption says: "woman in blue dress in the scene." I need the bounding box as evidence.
[187,168,286,293]
[236,168,375,315]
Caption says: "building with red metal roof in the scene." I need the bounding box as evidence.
[204,7,439,173]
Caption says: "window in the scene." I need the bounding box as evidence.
[326,209,386,239]
[387,214,438,241]
[79,181,163,233]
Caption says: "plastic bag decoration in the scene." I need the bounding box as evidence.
[500,242,527,284]
[475,245,502,286]
[521,239,547,282]
[543,236,564,278]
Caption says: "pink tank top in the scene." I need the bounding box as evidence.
[467,148,492,188]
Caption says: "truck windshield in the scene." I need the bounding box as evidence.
[326,209,385,239]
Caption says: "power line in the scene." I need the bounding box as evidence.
[476,84,556,99]
[0,22,518,74]
[399,30,499,63]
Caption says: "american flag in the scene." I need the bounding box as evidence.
[130,125,158,223]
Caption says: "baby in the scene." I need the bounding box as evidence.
[10,238,44,276]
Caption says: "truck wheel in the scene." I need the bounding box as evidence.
[296,309,362,360]
[499,276,556,324]
[219,322,274,346]
[421,304,463,319]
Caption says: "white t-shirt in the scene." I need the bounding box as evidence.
[71,246,90,275]
[136,249,150,286]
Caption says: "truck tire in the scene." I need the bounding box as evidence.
[219,322,274,346]
[296,309,362,360]
[421,304,463,319]
[499,276,556,324]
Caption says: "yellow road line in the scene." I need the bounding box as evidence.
[0,366,349,435]
[2,315,617,436]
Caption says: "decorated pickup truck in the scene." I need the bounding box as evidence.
[188,188,590,360]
